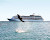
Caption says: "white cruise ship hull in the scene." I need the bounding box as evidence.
[8,19,43,22]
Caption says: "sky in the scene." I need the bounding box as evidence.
[0,0,50,21]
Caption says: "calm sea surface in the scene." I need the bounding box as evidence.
[0,21,50,40]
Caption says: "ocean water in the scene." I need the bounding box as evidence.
[0,21,50,40]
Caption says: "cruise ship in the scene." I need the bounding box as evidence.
[8,14,43,22]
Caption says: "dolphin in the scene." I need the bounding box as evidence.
[17,14,24,22]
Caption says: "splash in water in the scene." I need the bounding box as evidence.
[16,29,26,33]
